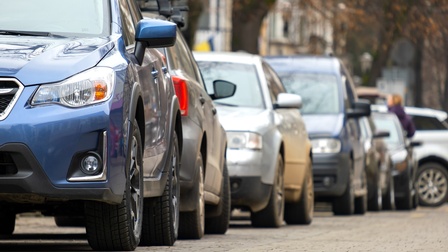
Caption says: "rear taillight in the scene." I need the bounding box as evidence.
[172,76,189,116]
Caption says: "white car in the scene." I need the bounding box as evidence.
[405,107,448,207]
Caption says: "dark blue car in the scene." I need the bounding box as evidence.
[0,0,182,250]
[266,55,371,215]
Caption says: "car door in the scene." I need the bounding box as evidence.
[263,62,307,190]
[123,0,166,177]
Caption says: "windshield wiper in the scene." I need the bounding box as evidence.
[0,30,64,38]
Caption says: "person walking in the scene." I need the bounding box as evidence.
[387,94,415,138]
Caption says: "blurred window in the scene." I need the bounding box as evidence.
[372,116,404,148]
[263,63,285,104]
[119,0,136,46]
[277,73,340,114]
[411,115,448,131]
[0,0,110,37]
[197,61,264,108]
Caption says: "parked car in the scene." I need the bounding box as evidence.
[0,1,181,251]
[371,112,418,210]
[265,55,370,216]
[359,116,395,211]
[156,25,233,238]
[405,107,448,207]
[195,52,314,227]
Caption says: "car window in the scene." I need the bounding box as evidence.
[277,72,340,114]
[263,63,282,104]
[119,0,136,46]
[372,115,404,148]
[197,61,264,108]
[127,0,143,24]
[0,0,110,37]
[169,32,197,79]
[411,115,448,131]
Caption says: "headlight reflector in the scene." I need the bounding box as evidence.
[227,132,262,150]
[31,67,115,107]
[311,138,341,153]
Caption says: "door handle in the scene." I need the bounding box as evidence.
[199,96,206,105]
[212,107,217,115]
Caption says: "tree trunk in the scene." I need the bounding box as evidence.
[182,0,204,50]
[413,35,423,107]
[231,0,276,53]
[441,31,448,112]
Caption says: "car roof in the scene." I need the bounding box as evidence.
[193,51,262,65]
[404,106,447,121]
[264,55,341,75]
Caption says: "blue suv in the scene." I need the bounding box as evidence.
[266,55,371,215]
[0,0,182,251]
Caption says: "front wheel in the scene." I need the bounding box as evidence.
[85,119,143,251]
[179,152,205,239]
[204,162,230,234]
[382,168,396,210]
[368,167,383,211]
[0,211,15,235]
[396,170,413,210]
[354,168,367,215]
[333,161,354,215]
[141,132,180,246]
[284,161,313,225]
[251,155,285,228]
[416,163,448,207]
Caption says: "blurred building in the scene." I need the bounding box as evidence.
[194,0,232,52]
[260,0,333,56]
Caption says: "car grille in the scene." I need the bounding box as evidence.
[0,79,23,120]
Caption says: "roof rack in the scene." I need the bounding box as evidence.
[144,0,189,28]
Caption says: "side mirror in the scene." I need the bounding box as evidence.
[348,100,371,118]
[134,19,177,64]
[211,80,236,100]
[275,93,302,109]
[373,130,390,138]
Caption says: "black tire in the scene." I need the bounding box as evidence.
[368,168,383,211]
[395,170,413,210]
[204,162,230,234]
[85,119,143,251]
[354,168,368,215]
[382,169,396,210]
[284,161,313,225]
[251,155,284,228]
[179,152,205,239]
[416,163,448,207]
[0,212,15,235]
[333,161,354,215]
[54,216,85,227]
[141,132,180,246]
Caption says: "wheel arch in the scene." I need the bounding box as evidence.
[418,156,448,171]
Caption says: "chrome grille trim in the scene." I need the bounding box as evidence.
[0,78,24,121]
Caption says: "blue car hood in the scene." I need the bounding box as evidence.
[0,36,114,85]
[302,114,344,138]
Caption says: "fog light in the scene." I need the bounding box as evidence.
[81,152,102,175]
[323,176,332,187]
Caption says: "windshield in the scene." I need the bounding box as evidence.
[277,73,340,114]
[197,61,264,108]
[372,116,403,148]
[0,0,110,37]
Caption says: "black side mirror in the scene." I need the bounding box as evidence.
[211,80,236,100]
[348,100,371,118]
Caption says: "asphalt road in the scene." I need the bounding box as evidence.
[1,203,447,252]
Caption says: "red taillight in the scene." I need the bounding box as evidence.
[172,76,189,116]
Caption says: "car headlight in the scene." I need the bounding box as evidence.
[227,132,262,150]
[311,138,341,153]
[31,67,115,108]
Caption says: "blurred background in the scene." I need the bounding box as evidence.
[141,0,448,111]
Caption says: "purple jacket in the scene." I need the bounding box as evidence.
[388,105,415,138]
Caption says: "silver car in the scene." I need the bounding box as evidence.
[194,52,314,227]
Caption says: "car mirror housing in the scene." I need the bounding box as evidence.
[211,80,237,100]
[275,93,302,109]
[348,100,371,118]
[134,19,177,64]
